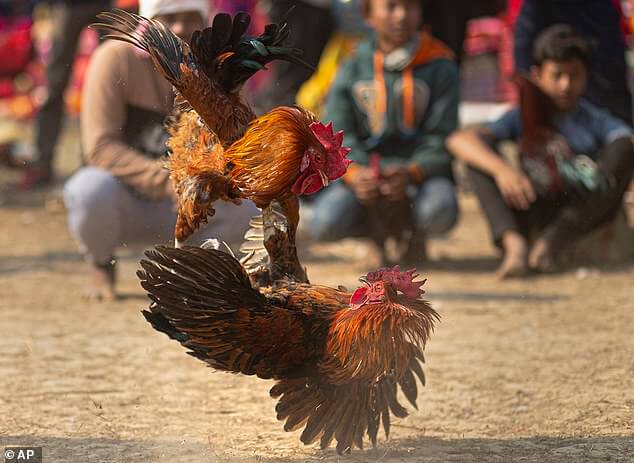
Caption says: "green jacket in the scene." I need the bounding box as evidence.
[324,33,459,180]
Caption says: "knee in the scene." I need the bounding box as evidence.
[64,167,119,211]
[415,179,460,235]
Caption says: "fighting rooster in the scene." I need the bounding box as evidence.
[93,10,352,273]
[138,245,438,454]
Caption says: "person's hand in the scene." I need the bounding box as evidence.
[348,167,380,205]
[380,166,410,201]
[494,164,536,210]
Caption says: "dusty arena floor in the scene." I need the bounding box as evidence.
[1,130,633,462]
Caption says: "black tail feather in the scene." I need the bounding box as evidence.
[92,9,185,84]
[192,9,311,91]
[228,12,251,47]
[93,8,311,94]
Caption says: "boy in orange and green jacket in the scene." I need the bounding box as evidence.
[308,0,460,260]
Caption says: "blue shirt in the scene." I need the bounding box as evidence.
[486,99,633,157]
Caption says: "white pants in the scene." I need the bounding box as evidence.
[63,167,258,264]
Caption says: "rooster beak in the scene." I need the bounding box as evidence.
[319,170,329,187]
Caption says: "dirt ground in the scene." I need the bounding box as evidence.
[1,126,633,462]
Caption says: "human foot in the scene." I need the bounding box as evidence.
[82,259,117,302]
[528,237,557,273]
[496,231,528,279]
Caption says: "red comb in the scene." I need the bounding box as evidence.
[366,265,426,299]
[309,120,352,180]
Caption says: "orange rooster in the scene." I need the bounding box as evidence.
[138,245,438,454]
[93,10,352,263]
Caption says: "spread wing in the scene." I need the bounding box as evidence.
[137,245,323,378]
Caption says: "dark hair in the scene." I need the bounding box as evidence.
[360,0,425,19]
[533,24,594,69]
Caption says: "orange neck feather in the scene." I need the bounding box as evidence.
[224,106,318,206]
[324,299,438,384]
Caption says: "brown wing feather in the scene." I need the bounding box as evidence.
[137,246,329,378]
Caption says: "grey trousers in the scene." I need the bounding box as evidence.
[63,167,258,264]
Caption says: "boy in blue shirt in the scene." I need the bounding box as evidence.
[448,25,633,278]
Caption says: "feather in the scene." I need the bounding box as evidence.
[411,357,426,386]
[379,381,391,438]
[139,246,324,377]
[228,12,251,47]
[385,378,408,418]
[398,368,418,409]
[366,390,381,447]
[300,401,331,444]
[333,396,357,453]
[93,9,185,84]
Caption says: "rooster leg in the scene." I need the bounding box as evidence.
[279,194,300,246]
[279,195,308,282]
[263,198,308,283]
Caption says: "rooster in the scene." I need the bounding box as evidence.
[514,74,607,196]
[366,153,415,266]
[138,244,438,454]
[93,10,352,278]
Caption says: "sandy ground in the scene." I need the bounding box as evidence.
[1,126,633,462]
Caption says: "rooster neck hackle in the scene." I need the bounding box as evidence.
[324,298,438,384]
[224,106,319,206]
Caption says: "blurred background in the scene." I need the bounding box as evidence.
[4,0,634,185]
